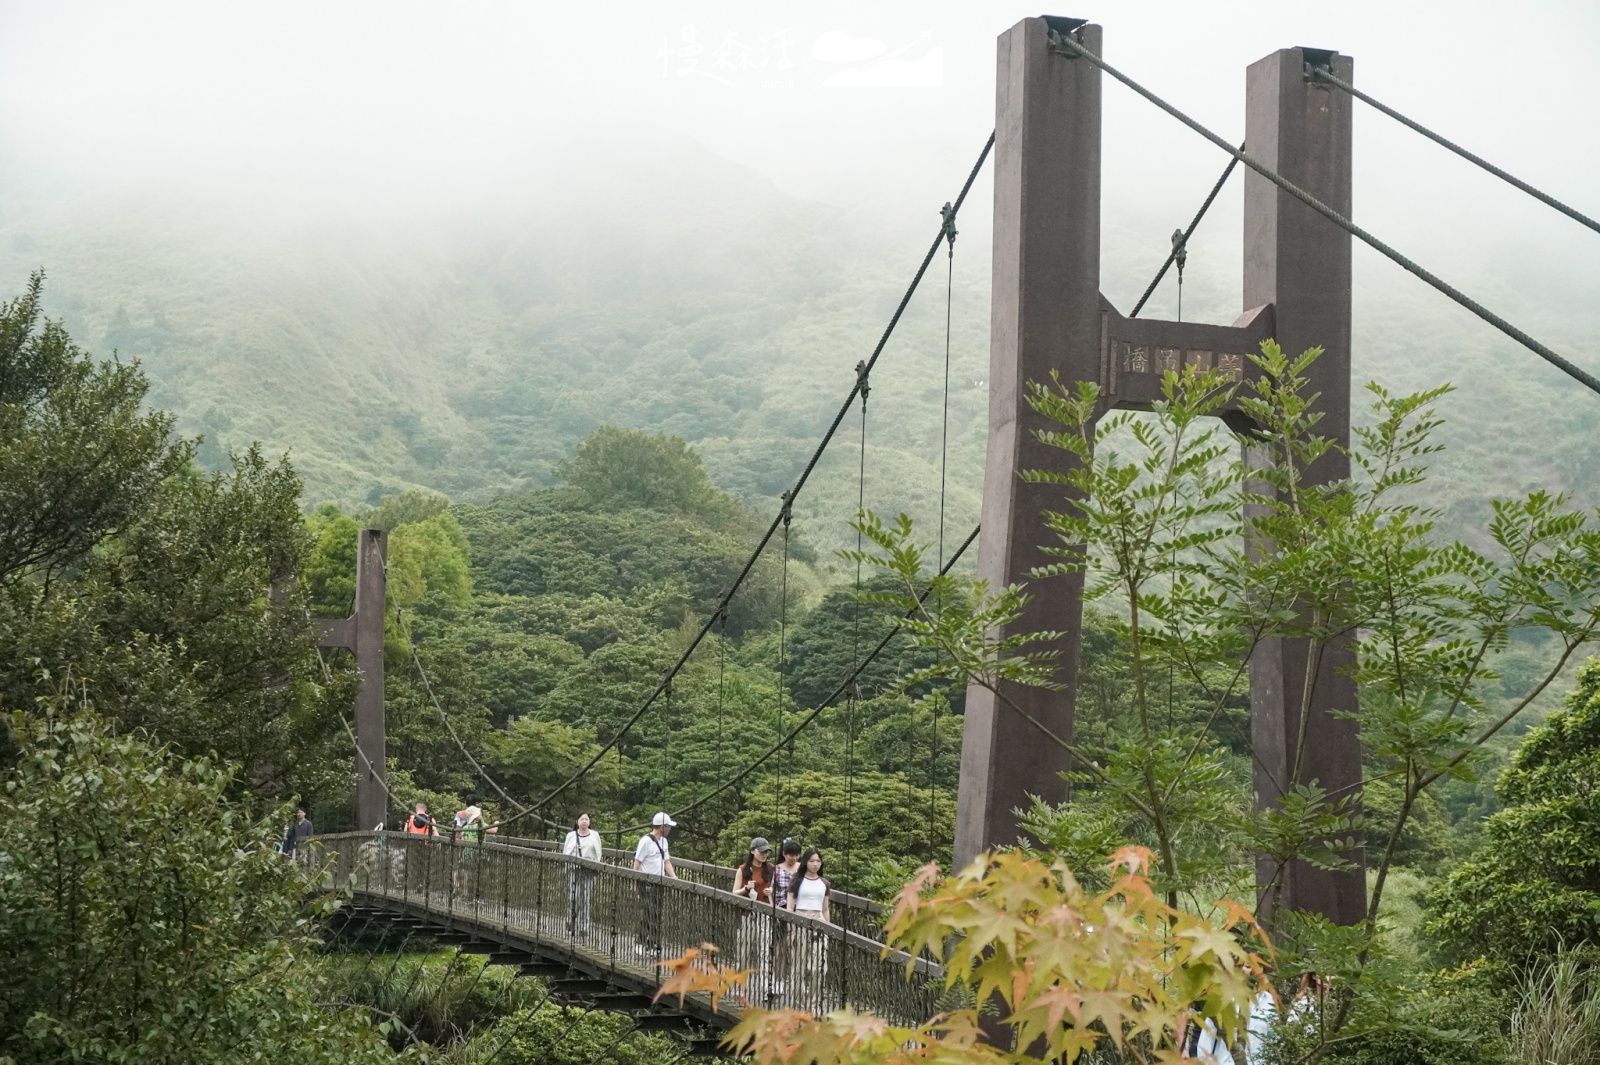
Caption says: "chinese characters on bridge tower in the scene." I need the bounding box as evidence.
[1118,343,1246,382]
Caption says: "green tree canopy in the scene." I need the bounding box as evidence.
[0,277,351,807]
[388,510,473,610]
[713,767,955,889]
[0,706,392,1065]
[0,272,190,583]
[1426,659,1600,971]
[557,424,737,521]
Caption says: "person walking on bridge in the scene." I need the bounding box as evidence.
[767,838,803,1001]
[731,837,773,902]
[771,838,801,908]
[451,795,496,895]
[281,804,314,857]
[787,848,831,924]
[732,837,775,990]
[563,812,603,936]
[404,801,435,838]
[632,812,677,954]
[452,795,495,843]
[786,847,834,1006]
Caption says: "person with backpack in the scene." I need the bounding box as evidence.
[452,795,492,842]
[404,801,435,838]
[562,812,603,935]
[451,795,496,894]
[632,812,677,953]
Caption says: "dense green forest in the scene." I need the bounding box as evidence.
[301,425,960,892]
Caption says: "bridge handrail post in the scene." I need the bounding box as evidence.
[608,850,621,977]
[447,837,457,917]
[473,835,483,923]
[535,840,546,947]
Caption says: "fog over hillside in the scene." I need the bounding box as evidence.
[1,0,1597,561]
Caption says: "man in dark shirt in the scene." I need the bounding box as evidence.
[282,805,315,855]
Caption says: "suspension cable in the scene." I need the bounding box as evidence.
[512,132,997,823]
[1050,31,1600,397]
[1129,146,1242,318]
[1307,64,1600,238]
[395,607,560,830]
[615,523,980,834]
[394,608,567,833]
[315,644,415,825]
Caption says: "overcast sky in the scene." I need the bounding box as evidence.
[1,1,1596,319]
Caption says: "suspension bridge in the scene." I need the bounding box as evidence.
[306,13,1600,1042]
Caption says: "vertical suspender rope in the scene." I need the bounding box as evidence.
[843,359,870,987]
[663,677,673,781]
[931,204,957,851]
[776,491,793,842]
[715,607,728,769]
[1129,147,1241,320]
[936,203,957,572]
[846,361,870,889]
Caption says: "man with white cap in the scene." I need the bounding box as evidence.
[633,812,677,953]
[632,811,678,878]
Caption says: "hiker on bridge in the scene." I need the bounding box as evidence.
[451,795,496,843]
[451,795,497,894]
[731,837,773,902]
[762,837,805,1001]
[633,812,677,952]
[280,804,314,857]
[787,847,831,924]
[404,801,435,838]
[562,812,603,934]
[771,837,802,905]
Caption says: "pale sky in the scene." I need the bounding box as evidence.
[1,1,1596,324]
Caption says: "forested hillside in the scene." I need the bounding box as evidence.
[10,255,1600,1063]
[4,126,1595,566]
[302,426,960,891]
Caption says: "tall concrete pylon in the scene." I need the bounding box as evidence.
[315,528,389,832]
[954,15,1362,923]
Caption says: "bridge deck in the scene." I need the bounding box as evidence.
[308,833,944,1029]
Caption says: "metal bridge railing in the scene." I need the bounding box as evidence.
[304,832,941,1027]
[494,834,890,941]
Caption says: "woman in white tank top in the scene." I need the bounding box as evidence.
[786,847,831,924]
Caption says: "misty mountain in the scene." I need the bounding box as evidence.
[2,123,1596,569]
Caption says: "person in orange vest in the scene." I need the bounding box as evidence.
[404,801,435,838]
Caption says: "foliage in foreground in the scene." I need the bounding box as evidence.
[319,946,682,1063]
[0,707,392,1065]
[841,345,1600,1060]
[662,847,1268,1063]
